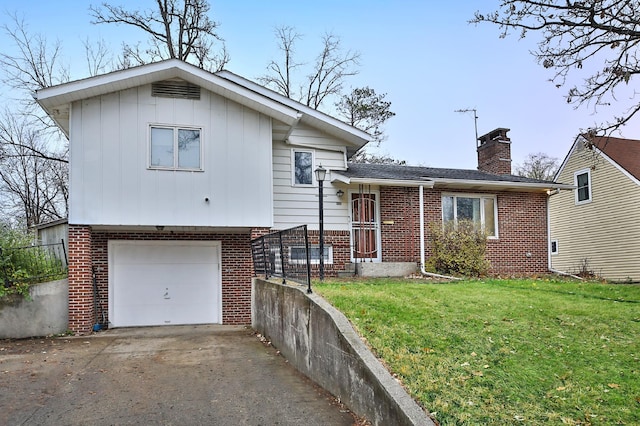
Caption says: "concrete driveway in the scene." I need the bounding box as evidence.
[0,325,363,425]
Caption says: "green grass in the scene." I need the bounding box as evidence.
[315,278,640,425]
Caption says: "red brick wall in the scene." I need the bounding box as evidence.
[68,228,254,334]
[67,225,95,333]
[378,186,549,275]
[307,230,351,276]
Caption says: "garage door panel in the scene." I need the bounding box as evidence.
[109,241,221,327]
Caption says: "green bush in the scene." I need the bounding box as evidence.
[426,220,490,277]
[0,223,66,300]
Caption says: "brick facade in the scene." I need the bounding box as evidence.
[378,186,549,276]
[67,188,548,333]
[67,226,255,334]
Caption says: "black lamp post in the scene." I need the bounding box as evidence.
[314,165,327,281]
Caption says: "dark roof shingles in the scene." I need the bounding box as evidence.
[342,162,553,184]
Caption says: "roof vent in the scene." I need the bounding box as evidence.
[152,79,200,100]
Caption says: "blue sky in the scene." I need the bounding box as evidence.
[2,0,636,171]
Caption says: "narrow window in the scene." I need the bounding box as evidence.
[289,245,333,264]
[574,169,591,204]
[550,240,559,255]
[150,125,202,171]
[293,150,313,185]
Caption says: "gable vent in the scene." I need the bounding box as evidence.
[152,80,201,100]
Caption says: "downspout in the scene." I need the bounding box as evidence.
[419,185,460,281]
[546,189,582,280]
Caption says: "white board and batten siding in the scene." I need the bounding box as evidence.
[272,122,351,231]
[69,84,273,228]
[550,143,640,281]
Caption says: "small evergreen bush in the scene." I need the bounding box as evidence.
[427,220,490,277]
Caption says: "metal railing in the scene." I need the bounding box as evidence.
[251,225,312,292]
[1,240,68,288]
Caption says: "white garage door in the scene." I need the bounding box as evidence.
[108,240,221,327]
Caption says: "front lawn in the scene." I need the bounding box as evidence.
[315,278,640,425]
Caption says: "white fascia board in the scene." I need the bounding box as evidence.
[431,178,576,192]
[36,59,301,127]
[347,177,436,188]
[554,135,584,182]
[217,70,371,148]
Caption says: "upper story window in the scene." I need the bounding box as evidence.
[442,194,498,238]
[574,169,592,204]
[292,149,313,186]
[150,125,202,171]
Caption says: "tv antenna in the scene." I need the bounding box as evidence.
[455,108,479,147]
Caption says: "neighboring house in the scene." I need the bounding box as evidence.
[550,135,640,282]
[36,60,571,334]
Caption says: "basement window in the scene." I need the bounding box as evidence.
[289,245,333,265]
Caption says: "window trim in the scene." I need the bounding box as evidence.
[149,124,203,171]
[441,193,499,239]
[291,149,315,187]
[288,245,333,265]
[574,168,592,205]
[550,239,559,255]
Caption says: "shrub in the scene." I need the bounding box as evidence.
[426,220,490,277]
[0,223,66,300]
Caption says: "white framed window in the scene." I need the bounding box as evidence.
[574,169,592,204]
[550,239,559,255]
[289,245,333,265]
[442,193,498,238]
[150,125,202,171]
[292,149,314,186]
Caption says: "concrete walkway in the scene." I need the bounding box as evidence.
[0,325,361,425]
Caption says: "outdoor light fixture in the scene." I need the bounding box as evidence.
[336,189,345,198]
[314,165,326,281]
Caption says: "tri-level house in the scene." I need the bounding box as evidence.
[550,134,640,281]
[36,59,572,334]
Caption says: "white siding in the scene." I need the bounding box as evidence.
[550,143,640,281]
[68,84,273,227]
[272,125,350,231]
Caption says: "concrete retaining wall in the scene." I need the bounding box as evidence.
[356,262,417,277]
[0,279,68,339]
[252,278,434,426]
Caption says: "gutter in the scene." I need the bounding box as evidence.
[419,185,461,281]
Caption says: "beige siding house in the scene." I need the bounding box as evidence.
[550,135,640,281]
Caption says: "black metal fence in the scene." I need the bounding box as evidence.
[1,240,68,288]
[251,225,312,292]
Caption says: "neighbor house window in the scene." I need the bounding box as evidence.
[289,245,333,265]
[442,194,498,238]
[550,239,559,255]
[292,149,313,185]
[574,169,591,204]
[150,125,202,170]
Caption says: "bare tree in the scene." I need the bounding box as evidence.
[90,0,229,71]
[515,152,559,181]
[260,26,360,110]
[0,13,69,103]
[472,1,640,137]
[0,112,68,227]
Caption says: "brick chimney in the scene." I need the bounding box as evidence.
[477,128,512,175]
